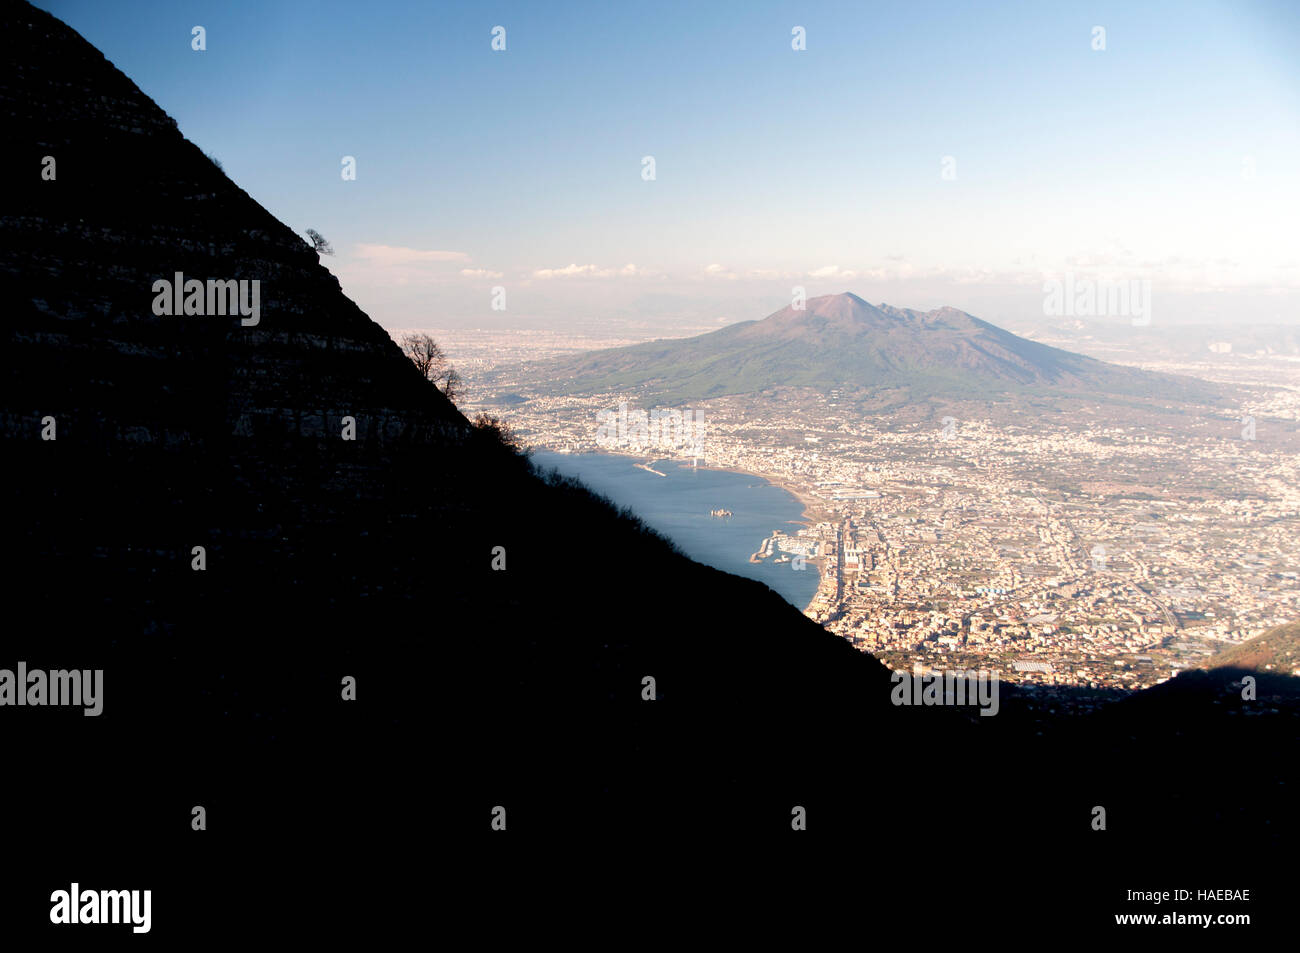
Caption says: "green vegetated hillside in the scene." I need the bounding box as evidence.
[1206,621,1300,673]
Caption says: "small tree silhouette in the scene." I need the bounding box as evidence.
[472,412,523,453]
[304,228,334,256]
[398,332,461,404]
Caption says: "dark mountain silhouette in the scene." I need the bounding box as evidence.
[528,293,1219,403]
[0,1,1293,938]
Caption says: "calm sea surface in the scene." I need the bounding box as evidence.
[531,451,820,610]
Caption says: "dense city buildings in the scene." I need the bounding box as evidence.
[437,328,1300,693]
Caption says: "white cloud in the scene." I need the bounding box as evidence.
[808,265,858,279]
[534,263,601,278]
[328,244,479,293]
[703,264,798,281]
[353,244,471,266]
[532,262,648,279]
[460,268,504,279]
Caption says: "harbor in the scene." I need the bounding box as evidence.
[531,451,821,611]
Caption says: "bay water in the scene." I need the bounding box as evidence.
[531,451,819,610]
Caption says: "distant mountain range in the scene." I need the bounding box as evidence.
[529,293,1220,404]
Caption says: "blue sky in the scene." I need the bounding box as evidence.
[38,0,1300,331]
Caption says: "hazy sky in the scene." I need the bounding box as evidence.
[40,0,1300,332]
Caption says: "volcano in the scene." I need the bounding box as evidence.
[534,293,1217,403]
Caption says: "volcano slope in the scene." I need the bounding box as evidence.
[0,0,1294,938]
[520,292,1221,407]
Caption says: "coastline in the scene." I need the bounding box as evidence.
[698,464,833,615]
[650,456,831,614]
[532,447,827,613]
